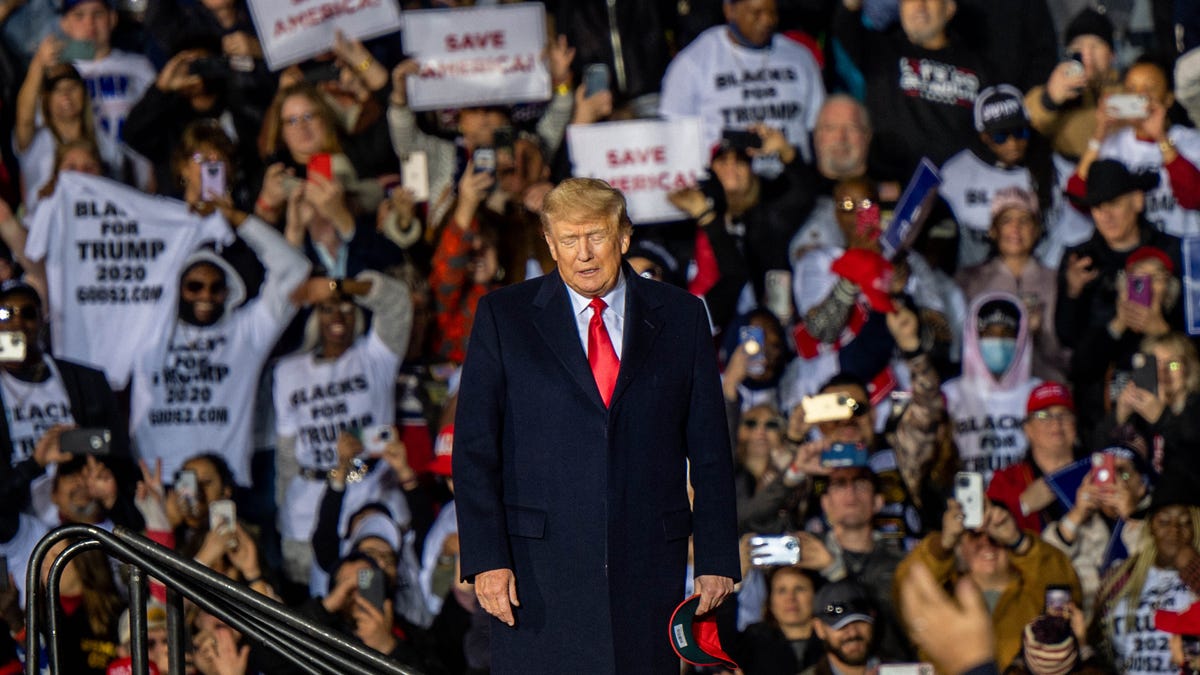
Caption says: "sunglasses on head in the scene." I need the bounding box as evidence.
[990,127,1031,144]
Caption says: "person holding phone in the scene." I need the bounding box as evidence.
[896,500,1081,671]
[1106,332,1200,471]
[273,271,412,587]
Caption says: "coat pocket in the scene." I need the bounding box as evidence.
[662,508,693,542]
[505,505,547,539]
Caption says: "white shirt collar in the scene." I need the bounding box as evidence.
[565,269,627,320]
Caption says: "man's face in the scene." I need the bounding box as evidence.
[899,0,955,48]
[543,217,630,298]
[0,292,43,365]
[52,470,100,523]
[179,263,228,326]
[816,384,874,445]
[316,297,356,352]
[1067,34,1114,82]
[711,150,754,199]
[1023,405,1076,456]
[60,1,115,53]
[814,619,873,666]
[355,536,399,587]
[724,0,778,47]
[1090,191,1143,247]
[832,181,880,245]
[814,100,870,180]
[821,468,881,530]
[980,129,1029,168]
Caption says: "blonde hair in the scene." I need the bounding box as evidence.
[540,178,632,235]
[1102,505,1200,636]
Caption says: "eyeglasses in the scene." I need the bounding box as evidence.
[183,280,227,294]
[317,302,356,316]
[837,198,874,213]
[283,111,317,127]
[1031,410,1075,423]
[990,128,1031,144]
[0,305,39,322]
[742,418,782,431]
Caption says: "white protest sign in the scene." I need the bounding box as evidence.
[403,4,550,111]
[567,118,706,224]
[248,0,403,70]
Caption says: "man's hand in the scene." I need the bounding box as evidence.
[353,596,397,654]
[898,561,995,674]
[475,568,520,626]
[983,502,1025,551]
[1046,60,1088,105]
[31,34,62,71]
[694,574,734,615]
[571,85,613,125]
[1019,478,1056,517]
[33,424,73,467]
[941,498,966,551]
[666,187,711,220]
[156,49,204,92]
[794,532,834,571]
[1064,254,1098,299]
[222,31,262,60]
[83,455,117,509]
[748,124,796,164]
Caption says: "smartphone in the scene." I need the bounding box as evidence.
[583,63,609,97]
[721,128,763,150]
[60,39,97,62]
[493,126,514,154]
[1106,93,1149,120]
[1184,635,1200,658]
[200,161,226,201]
[209,499,237,548]
[878,666,935,675]
[360,424,395,456]
[1064,52,1084,78]
[0,331,26,363]
[175,470,198,514]
[357,567,386,610]
[280,174,302,198]
[60,428,112,456]
[739,325,766,377]
[749,534,800,566]
[1127,274,1153,307]
[188,56,229,80]
[1045,585,1071,617]
[307,153,333,181]
[1132,352,1158,393]
[401,151,430,202]
[764,270,793,322]
[473,147,496,175]
[302,61,341,83]
[821,442,868,469]
[1091,452,1117,485]
[800,392,861,424]
[954,471,985,530]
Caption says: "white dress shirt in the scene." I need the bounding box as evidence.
[565,272,626,360]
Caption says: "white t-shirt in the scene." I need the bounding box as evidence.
[274,332,400,540]
[659,26,825,164]
[72,50,155,151]
[943,377,1041,483]
[1100,126,1200,237]
[14,126,123,210]
[1109,566,1195,675]
[25,172,232,388]
[2,357,76,523]
[938,150,1034,269]
[1037,153,1095,270]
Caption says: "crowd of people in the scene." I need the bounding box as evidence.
[0,0,1198,673]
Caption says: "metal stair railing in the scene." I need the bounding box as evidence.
[25,524,423,675]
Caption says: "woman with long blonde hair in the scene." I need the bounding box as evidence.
[1092,477,1200,674]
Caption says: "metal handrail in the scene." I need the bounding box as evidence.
[25,524,423,675]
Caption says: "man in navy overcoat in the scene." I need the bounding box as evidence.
[453,178,740,674]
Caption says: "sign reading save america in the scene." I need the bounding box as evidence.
[248,0,403,71]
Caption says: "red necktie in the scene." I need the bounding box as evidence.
[588,297,619,407]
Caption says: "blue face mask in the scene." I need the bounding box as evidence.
[979,337,1017,376]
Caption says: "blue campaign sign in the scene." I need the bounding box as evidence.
[881,158,942,260]
[1045,457,1092,511]
[1184,237,1200,336]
